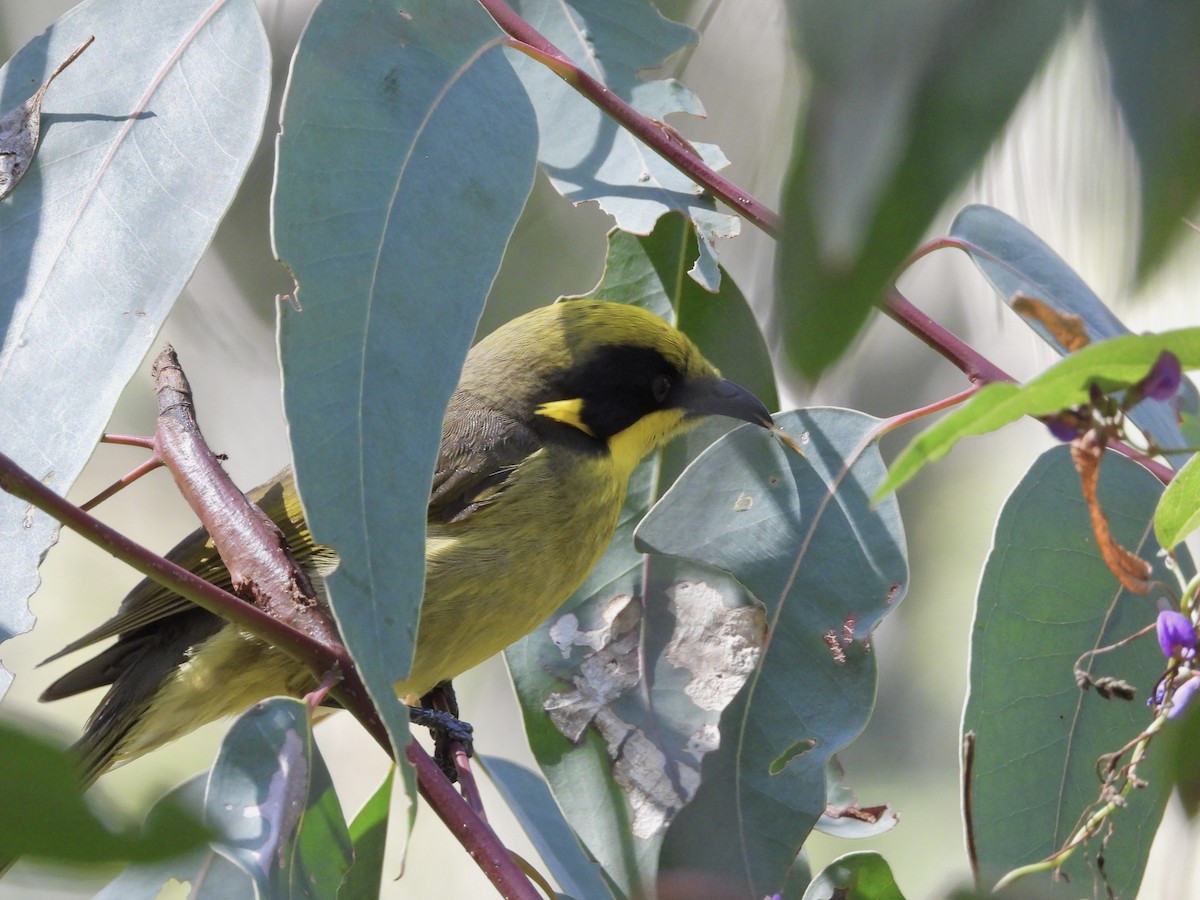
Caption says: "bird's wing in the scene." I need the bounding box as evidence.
[427,403,542,525]
[41,472,334,665]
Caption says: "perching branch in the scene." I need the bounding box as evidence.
[0,348,538,900]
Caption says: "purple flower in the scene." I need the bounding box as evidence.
[1169,674,1200,719]
[1157,610,1197,659]
[1135,351,1183,402]
[1044,414,1080,443]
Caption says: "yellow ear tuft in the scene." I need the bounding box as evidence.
[536,398,595,437]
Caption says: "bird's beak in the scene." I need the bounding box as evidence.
[683,377,773,428]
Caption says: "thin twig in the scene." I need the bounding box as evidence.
[963,731,981,890]
[80,456,164,511]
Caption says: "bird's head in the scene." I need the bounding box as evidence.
[461,301,773,476]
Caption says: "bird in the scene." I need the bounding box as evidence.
[39,300,774,784]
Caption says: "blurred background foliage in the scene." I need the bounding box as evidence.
[0,0,1198,897]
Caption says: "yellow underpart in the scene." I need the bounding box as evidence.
[536,398,594,436]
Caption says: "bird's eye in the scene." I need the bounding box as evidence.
[651,374,671,404]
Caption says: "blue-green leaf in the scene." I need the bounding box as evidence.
[777,1,1071,378]
[204,697,351,898]
[0,0,270,691]
[1096,1,1200,281]
[641,409,908,898]
[482,756,613,900]
[508,0,736,288]
[272,0,538,769]
[964,447,1182,895]
[948,204,1200,468]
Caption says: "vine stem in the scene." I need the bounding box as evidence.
[991,711,1168,892]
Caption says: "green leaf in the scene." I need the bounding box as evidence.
[964,447,1181,895]
[879,328,1200,497]
[481,756,613,900]
[777,1,1071,378]
[641,409,908,898]
[948,204,1200,469]
[1156,451,1200,551]
[0,0,270,691]
[0,716,208,864]
[801,851,905,900]
[272,0,538,769]
[204,697,352,898]
[1096,1,1200,281]
[97,775,254,900]
[338,768,394,900]
[508,0,737,288]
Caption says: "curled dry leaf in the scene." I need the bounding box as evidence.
[1070,432,1154,593]
[0,35,94,201]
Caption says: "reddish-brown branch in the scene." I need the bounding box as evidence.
[480,0,780,236]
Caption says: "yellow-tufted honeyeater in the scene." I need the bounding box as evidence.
[40,300,773,783]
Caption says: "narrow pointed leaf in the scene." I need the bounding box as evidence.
[949,204,1200,467]
[777,1,1071,378]
[338,769,394,900]
[482,756,613,900]
[272,0,538,766]
[880,329,1200,498]
[0,0,270,690]
[1096,1,1200,280]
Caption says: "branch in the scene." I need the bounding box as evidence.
[0,350,538,899]
[480,0,780,236]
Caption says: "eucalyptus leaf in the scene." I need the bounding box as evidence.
[507,0,737,288]
[964,447,1182,895]
[482,756,614,900]
[777,1,1071,378]
[948,204,1200,468]
[273,0,538,772]
[0,716,208,865]
[204,697,351,899]
[642,409,908,898]
[96,775,253,900]
[1096,0,1200,280]
[0,0,270,693]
